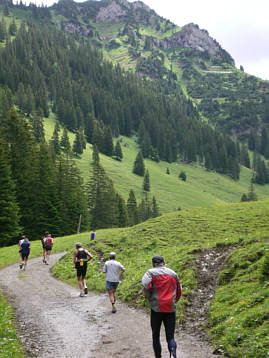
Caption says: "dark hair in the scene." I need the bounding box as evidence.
[76,242,82,249]
[152,255,164,264]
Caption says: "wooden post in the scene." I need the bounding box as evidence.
[77,214,82,234]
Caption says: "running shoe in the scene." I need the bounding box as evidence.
[79,291,85,297]
[170,347,177,358]
[84,287,88,294]
[112,305,117,313]
[19,264,23,269]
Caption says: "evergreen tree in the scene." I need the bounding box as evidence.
[0,138,21,246]
[72,130,84,156]
[9,18,17,36]
[87,162,119,229]
[179,171,187,181]
[114,140,123,161]
[104,126,114,156]
[60,127,71,152]
[152,196,160,218]
[32,112,45,143]
[127,189,138,226]
[133,151,145,176]
[143,169,150,191]
[92,144,100,163]
[247,183,258,201]
[50,124,61,155]
[117,194,128,227]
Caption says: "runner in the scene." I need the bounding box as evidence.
[18,235,25,269]
[20,237,31,270]
[73,242,93,297]
[43,233,53,265]
[90,230,96,241]
[142,255,182,358]
[41,231,49,263]
[103,252,125,313]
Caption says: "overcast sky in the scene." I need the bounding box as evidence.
[23,0,269,81]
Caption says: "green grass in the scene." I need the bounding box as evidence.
[44,116,269,213]
[1,200,269,357]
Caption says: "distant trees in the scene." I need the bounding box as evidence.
[143,169,150,191]
[179,171,186,181]
[133,151,145,176]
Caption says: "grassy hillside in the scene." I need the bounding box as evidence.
[0,200,268,357]
[44,116,269,213]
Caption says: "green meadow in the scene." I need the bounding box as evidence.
[1,200,269,357]
[44,116,269,213]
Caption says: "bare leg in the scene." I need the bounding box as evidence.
[108,290,116,304]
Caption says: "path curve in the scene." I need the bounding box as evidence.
[0,254,223,358]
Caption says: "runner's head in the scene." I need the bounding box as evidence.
[109,252,116,260]
[76,242,82,249]
[152,255,165,267]
[45,231,49,236]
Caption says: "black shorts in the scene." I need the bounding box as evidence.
[21,252,29,260]
[45,245,52,251]
[76,262,87,277]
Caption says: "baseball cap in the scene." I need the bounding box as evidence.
[152,255,164,264]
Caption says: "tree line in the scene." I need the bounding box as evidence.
[0,17,244,179]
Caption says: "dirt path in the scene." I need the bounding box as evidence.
[0,254,223,358]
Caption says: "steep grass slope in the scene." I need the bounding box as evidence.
[44,116,269,213]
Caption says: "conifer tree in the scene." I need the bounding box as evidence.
[87,162,119,229]
[9,18,17,36]
[32,112,45,143]
[133,151,145,176]
[247,183,258,201]
[117,194,128,227]
[143,169,150,191]
[152,196,160,218]
[60,127,71,152]
[50,124,61,155]
[73,131,84,156]
[114,140,123,161]
[0,139,21,246]
[92,144,100,163]
[104,126,114,156]
[127,189,138,226]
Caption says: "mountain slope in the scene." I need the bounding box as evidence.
[49,0,269,141]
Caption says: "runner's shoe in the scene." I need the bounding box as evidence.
[79,291,85,297]
[84,287,88,294]
[112,305,117,313]
[19,264,23,269]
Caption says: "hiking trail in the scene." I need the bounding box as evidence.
[0,253,224,358]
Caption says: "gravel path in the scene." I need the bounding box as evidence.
[0,253,223,358]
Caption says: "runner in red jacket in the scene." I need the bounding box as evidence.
[142,255,182,358]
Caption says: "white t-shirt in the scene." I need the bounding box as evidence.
[103,260,125,282]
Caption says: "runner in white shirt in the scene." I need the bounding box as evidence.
[103,252,125,313]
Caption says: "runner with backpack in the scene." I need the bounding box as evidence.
[20,237,31,270]
[18,235,26,269]
[43,233,53,265]
[41,231,49,263]
[73,242,93,297]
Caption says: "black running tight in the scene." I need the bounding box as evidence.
[150,310,176,358]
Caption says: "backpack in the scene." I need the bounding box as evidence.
[46,236,53,246]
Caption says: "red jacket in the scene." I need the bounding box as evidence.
[142,265,182,312]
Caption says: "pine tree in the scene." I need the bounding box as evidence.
[114,140,123,161]
[92,144,100,163]
[87,162,119,229]
[104,126,114,156]
[117,194,128,227]
[32,112,45,143]
[50,124,61,155]
[133,151,145,176]
[143,169,150,191]
[60,127,71,152]
[152,196,160,218]
[127,189,138,226]
[247,183,258,201]
[73,131,84,156]
[0,138,21,246]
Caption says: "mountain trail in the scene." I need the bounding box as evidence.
[0,253,224,358]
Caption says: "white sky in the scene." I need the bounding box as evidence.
[22,0,269,81]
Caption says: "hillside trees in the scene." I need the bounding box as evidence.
[0,20,243,178]
[0,138,21,246]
